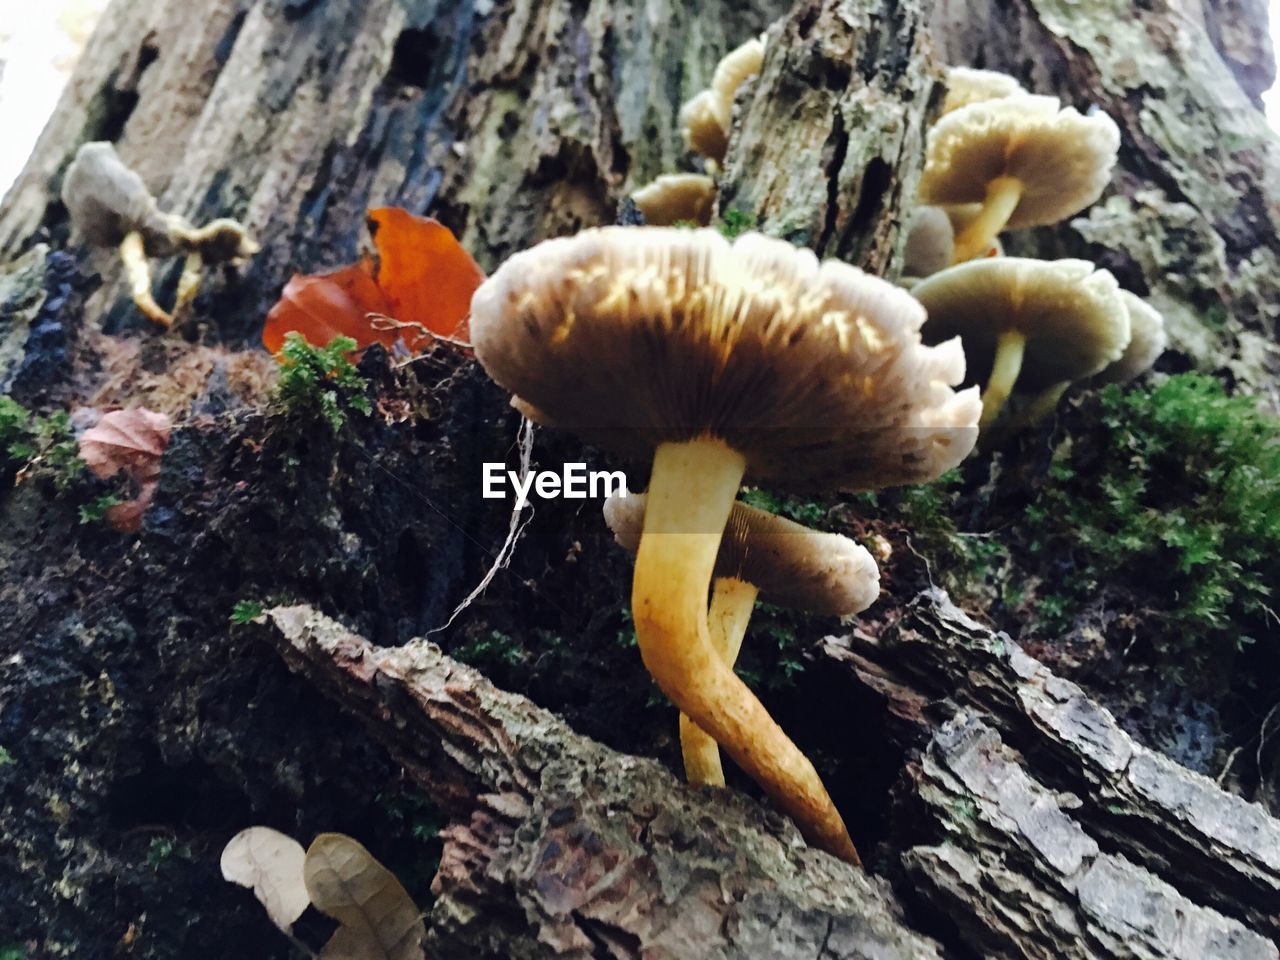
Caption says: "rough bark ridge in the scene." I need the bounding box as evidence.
[263,605,943,960]
[721,0,937,275]
[822,590,1280,957]
[0,0,789,341]
[933,0,1280,398]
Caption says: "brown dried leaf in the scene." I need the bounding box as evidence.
[304,832,425,960]
[220,826,310,935]
[78,407,172,533]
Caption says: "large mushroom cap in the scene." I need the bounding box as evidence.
[604,491,879,616]
[920,95,1120,229]
[1093,291,1166,385]
[472,226,980,492]
[913,257,1128,391]
[942,67,1025,115]
[631,174,718,227]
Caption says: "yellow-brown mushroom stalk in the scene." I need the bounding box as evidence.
[605,490,879,787]
[471,226,979,863]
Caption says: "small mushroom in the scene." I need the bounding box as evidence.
[471,226,979,863]
[919,95,1119,263]
[1092,291,1166,385]
[605,489,879,786]
[902,206,955,280]
[679,36,766,168]
[630,174,718,226]
[941,66,1025,115]
[913,257,1128,432]
[61,141,259,327]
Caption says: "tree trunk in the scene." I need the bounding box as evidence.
[3,0,1280,957]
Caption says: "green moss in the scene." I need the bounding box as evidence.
[0,396,84,492]
[1024,374,1280,673]
[717,208,756,239]
[78,493,123,524]
[454,630,525,670]
[229,600,265,625]
[272,333,372,432]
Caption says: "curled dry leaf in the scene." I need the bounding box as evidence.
[77,407,172,533]
[262,207,483,357]
[304,832,425,960]
[220,826,310,935]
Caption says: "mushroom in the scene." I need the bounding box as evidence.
[1092,291,1166,385]
[679,36,766,168]
[604,489,879,786]
[61,141,259,327]
[913,257,1128,432]
[902,206,955,280]
[470,226,979,863]
[919,95,1119,263]
[630,174,718,226]
[941,66,1025,115]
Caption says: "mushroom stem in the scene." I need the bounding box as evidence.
[633,438,860,864]
[980,328,1027,431]
[952,175,1023,263]
[680,576,759,786]
[119,231,172,328]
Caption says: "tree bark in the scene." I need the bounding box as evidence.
[823,589,1280,957]
[262,604,944,959]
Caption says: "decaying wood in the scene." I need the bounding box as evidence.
[0,0,789,339]
[720,0,938,275]
[823,590,1280,955]
[931,0,1280,397]
[261,605,943,960]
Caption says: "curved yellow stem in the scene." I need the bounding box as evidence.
[634,438,860,864]
[952,175,1022,263]
[680,577,759,786]
[980,328,1027,432]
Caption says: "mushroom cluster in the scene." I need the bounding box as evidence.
[470,226,980,864]
[899,68,1165,434]
[625,35,767,228]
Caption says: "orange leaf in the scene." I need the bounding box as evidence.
[368,208,484,346]
[262,260,393,355]
[79,408,172,533]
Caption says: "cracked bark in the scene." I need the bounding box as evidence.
[719,0,937,275]
[822,590,1280,957]
[262,605,944,960]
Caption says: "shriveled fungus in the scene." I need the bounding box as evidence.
[631,174,718,227]
[471,226,979,863]
[605,490,879,786]
[941,66,1025,115]
[1092,291,1166,385]
[679,37,766,167]
[919,95,1119,263]
[62,141,258,327]
[913,257,1127,431]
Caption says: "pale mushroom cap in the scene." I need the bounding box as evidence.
[942,67,1025,115]
[61,141,173,252]
[903,206,955,278]
[679,90,730,163]
[679,37,765,164]
[604,490,880,616]
[631,174,718,227]
[913,257,1129,391]
[472,227,980,492]
[920,95,1120,229]
[1093,291,1166,385]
